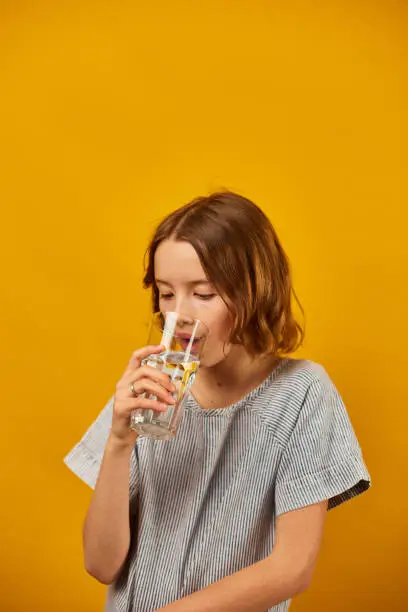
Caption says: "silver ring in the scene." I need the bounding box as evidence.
[129,381,137,396]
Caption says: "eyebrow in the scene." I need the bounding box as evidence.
[155,279,211,287]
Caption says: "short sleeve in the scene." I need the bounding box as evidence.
[275,368,371,516]
[63,395,114,489]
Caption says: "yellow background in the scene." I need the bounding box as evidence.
[0,1,406,610]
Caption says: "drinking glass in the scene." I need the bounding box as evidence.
[130,311,208,440]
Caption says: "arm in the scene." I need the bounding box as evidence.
[82,344,175,585]
[83,436,134,584]
[157,500,328,612]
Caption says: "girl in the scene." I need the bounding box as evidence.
[64,191,371,612]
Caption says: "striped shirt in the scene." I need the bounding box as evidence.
[64,358,371,611]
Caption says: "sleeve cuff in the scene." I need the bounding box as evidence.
[63,442,101,490]
[275,452,371,516]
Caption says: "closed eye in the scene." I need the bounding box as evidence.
[159,293,215,301]
[195,293,216,301]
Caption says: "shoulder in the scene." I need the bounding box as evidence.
[267,357,331,402]
[258,358,338,442]
[281,356,327,381]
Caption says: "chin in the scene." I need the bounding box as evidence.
[199,345,232,369]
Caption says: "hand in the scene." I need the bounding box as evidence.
[110,345,176,448]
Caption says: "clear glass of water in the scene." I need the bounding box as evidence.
[130,311,208,440]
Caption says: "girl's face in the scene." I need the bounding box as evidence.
[154,239,233,367]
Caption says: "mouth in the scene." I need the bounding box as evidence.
[178,336,200,351]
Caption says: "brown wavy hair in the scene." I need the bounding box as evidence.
[143,191,304,357]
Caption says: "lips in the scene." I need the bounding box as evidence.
[179,337,199,350]
[177,332,199,340]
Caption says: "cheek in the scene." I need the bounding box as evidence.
[202,301,234,349]
[212,315,232,342]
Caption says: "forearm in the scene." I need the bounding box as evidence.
[83,436,135,584]
[157,551,309,612]
[159,500,326,612]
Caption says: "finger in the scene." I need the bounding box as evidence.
[123,365,176,393]
[128,396,170,412]
[123,345,165,377]
[127,378,176,405]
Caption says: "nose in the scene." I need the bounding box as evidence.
[173,296,197,321]
[174,295,185,313]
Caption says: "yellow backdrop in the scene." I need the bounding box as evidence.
[0,1,406,611]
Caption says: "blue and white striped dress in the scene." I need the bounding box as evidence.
[64,358,371,611]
